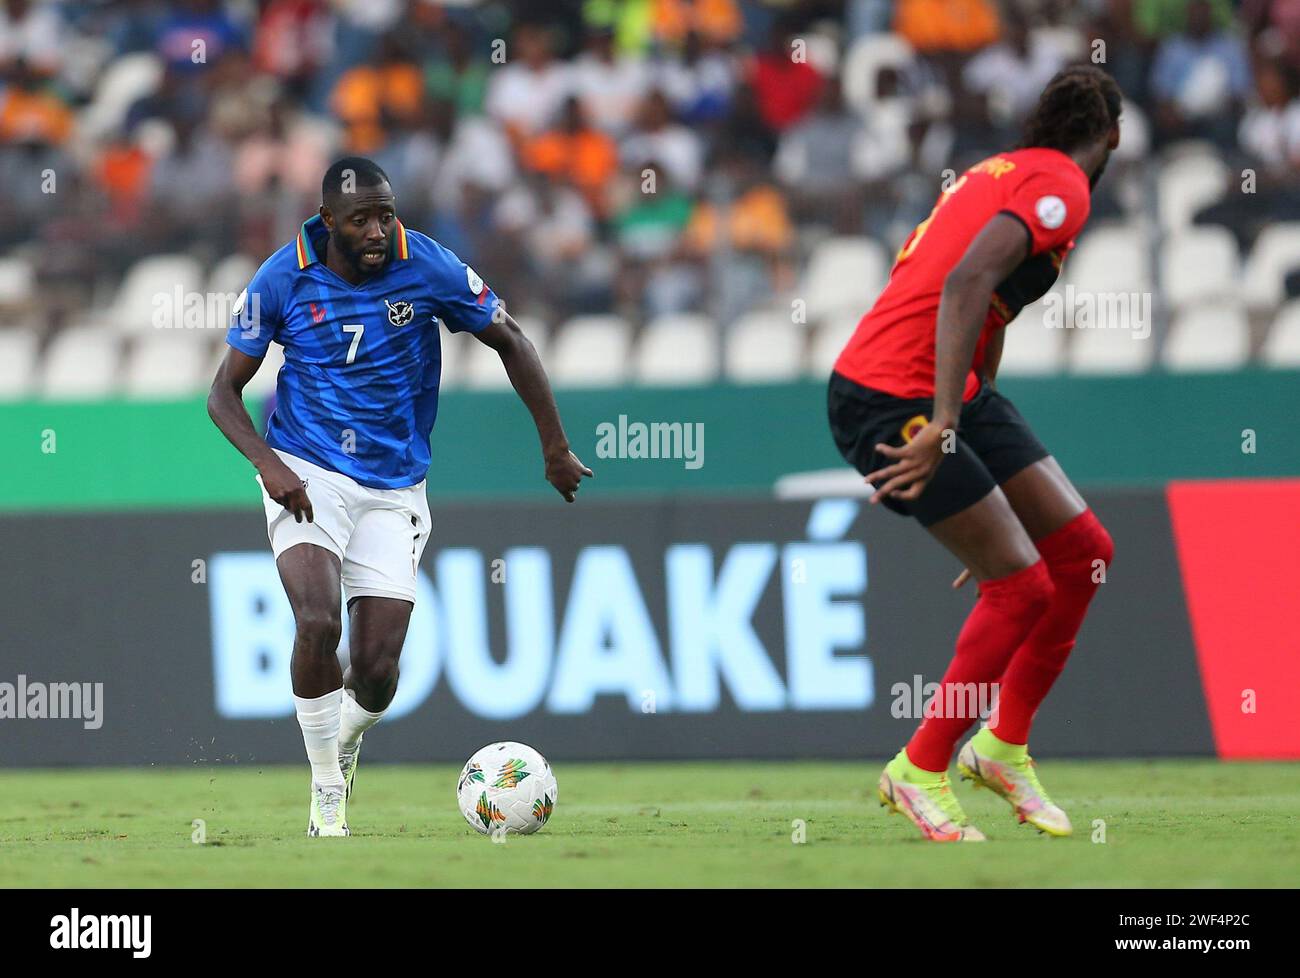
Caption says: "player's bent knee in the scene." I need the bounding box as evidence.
[979,560,1055,621]
[294,610,342,654]
[350,653,399,691]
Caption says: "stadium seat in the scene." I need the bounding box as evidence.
[998,295,1067,376]
[1161,226,1239,310]
[40,326,123,399]
[0,327,40,400]
[1261,301,1300,368]
[207,336,284,399]
[110,254,207,333]
[807,314,857,377]
[460,316,550,390]
[797,236,890,323]
[207,254,259,307]
[549,315,633,388]
[0,256,35,307]
[122,331,209,399]
[78,53,164,141]
[1241,223,1300,311]
[634,314,720,385]
[1030,25,1087,59]
[1068,222,1151,295]
[841,33,916,117]
[1157,151,1230,231]
[1068,308,1157,375]
[1162,303,1250,372]
[725,311,805,382]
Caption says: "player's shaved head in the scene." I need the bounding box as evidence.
[319,157,396,283]
[322,157,391,210]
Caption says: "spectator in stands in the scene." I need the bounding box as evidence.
[0,0,66,77]
[524,96,621,218]
[1239,58,1300,173]
[485,24,572,152]
[570,25,650,137]
[330,32,423,154]
[961,15,1069,141]
[154,0,246,75]
[0,58,74,146]
[252,0,334,100]
[622,89,704,191]
[613,160,698,319]
[652,0,745,48]
[653,30,737,125]
[893,0,1000,55]
[773,78,868,232]
[1086,0,1154,108]
[424,21,489,119]
[1150,0,1252,145]
[750,18,824,133]
[683,147,795,325]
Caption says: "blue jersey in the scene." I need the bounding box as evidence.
[226,215,499,488]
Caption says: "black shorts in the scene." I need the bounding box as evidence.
[826,371,1049,527]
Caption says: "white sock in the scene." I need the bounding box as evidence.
[339,688,385,753]
[294,689,344,788]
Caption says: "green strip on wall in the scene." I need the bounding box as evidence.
[1,371,1296,512]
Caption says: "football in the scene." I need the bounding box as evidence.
[456,742,557,836]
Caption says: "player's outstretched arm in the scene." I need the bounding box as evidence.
[207,348,314,523]
[472,312,593,502]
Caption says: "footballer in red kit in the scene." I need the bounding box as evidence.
[827,67,1122,842]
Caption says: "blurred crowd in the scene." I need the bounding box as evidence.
[1,0,1298,330]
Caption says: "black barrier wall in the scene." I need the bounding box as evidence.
[0,493,1212,765]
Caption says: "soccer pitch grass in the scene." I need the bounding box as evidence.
[1,760,1297,887]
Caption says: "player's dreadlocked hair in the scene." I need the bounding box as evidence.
[321,157,390,204]
[1020,66,1122,154]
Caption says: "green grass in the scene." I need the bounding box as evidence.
[1,760,1297,887]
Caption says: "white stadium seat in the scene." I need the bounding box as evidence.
[1162,303,1250,372]
[807,313,857,378]
[1068,223,1152,295]
[798,236,890,322]
[1068,304,1157,375]
[122,330,209,399]
[208,337,284,400]
[110,254,207,334]
[634,314,719,385]
[0,328,40,400]
[549,315,633,388]
[1241,223,1300,311]
[0,256,35,307]
[460,315,549,389]
[77,53,164,142]
[1157,151,1229,232]
[997,294,1067,376]
[1262,301,1300,368]
[207,253,259,307]
[40,326,123,399]
[1161,225,1239,310]
[725,310,805,382]
[841,33,916,117]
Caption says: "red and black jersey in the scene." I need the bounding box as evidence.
[834,147,1091,400]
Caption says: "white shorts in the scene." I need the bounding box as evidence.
[256,450,432,604]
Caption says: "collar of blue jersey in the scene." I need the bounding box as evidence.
[295,214,410,270]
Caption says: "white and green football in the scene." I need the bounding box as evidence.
[456,742,557,836]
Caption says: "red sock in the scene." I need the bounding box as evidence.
[989,510,1114,745]
[906,560,1055,772]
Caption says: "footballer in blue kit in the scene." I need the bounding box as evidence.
[208,158,593,837]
